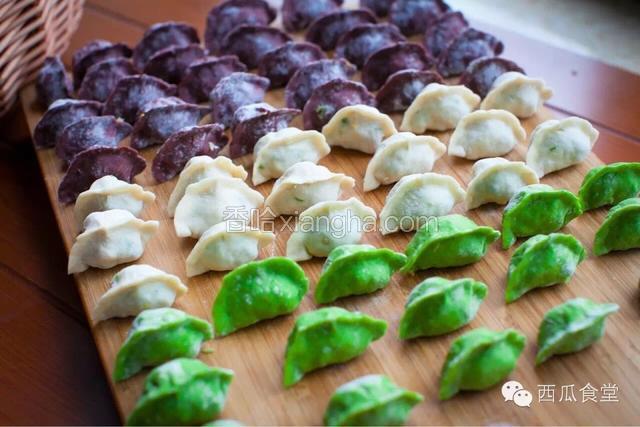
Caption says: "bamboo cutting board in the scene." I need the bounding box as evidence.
[20,77,640,425]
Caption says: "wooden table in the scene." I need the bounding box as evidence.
[1,1,640,425]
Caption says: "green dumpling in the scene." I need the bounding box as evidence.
[578,162,640,210]
[401,214,500,273]
[283,307,387,387]
[114,308,213,381]
[536,298,618,364]
[212,257,308,337]
[502,184,583,249]
[439,328,526,400]
[314,244,407,304]
[323,375,423,426]
[398,277,487,339]
[594,197,640,255]
[506,233,586,303]
[126,358,233,426]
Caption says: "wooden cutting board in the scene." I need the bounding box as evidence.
[20,77,640,424]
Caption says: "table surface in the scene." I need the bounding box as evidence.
[1,1,640,425]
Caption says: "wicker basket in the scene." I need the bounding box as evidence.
[0,0,84,116]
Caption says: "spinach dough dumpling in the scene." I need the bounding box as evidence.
[536,298,618,365]
[439,328,526,400]
[594,197,640,255]
[283,307,387,387]
[578,162,640,211]
[314,244,407,304]
[323,375,423,426]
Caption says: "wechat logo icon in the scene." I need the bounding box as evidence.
[502,380,533,408]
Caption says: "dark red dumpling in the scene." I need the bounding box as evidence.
[362,42,434,91]
[36,56,72,108]
[285,59,357,110]
[205,0,276,54]
[306,9,377,51]
[335,23,406,69]
[132,21,199,71]
[72,40,132,90]
[103,74,177,124]
[221,25,292,69]
[258,42,326,88]
[130,97,209,150]
[210,72,270,128]
[282,0,343,32]
[77,57,136,102]
[390,0,450,36]
[376,69,444,113]
[58,146,146,204]
[360,0,392,17]
[302,79,375,131]
[437,28,504,77]
[424,11,468,58]
[230,104,300,158]
[143,44,207,84]
[177,56,248,104]
[55,116,132,166]
[152,124,228,183]
[460,56,524,98]
[34,99,103,148]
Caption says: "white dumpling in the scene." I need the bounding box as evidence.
[186,222,275,276]
[174,176,264,238]
[322,105,397,154]
[68,209,159,274]
[74,175,156,228]
[93,264,187,323]
[400,83,480,133]
[363,132,446,192]
[286,197,376,261]
[481,72,553,118]
[265,162,355,216]
[465,158,539,210]
[379,173,466,235]
[252,127,331,185]
[167,156,247,217]
[448,109,526,160]
[526,117,599,178]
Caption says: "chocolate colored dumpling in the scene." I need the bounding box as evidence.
[132,21,199,70]
[335,23,406,68]
[210,72,270,128]
[77,57,136,103]
[437,28,504,77]
[306,9,377,51]
[376,69,444,113]
[36,56,72,108]
[221,25,292,69]
[285,59,357,110]
[460,56,525,98]
[103,74,176,124]
[282,0,343,32]
[72,40,132,89]
[303,79,375,131]
[390,0,450,36]
[34,99,103,148]
[362,42,434,91]
[258,42,326,88]
[424,11,469,58]
[143,44,207,84]
[178,56,248,104]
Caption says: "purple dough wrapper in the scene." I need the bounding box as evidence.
[302,79,376,131]
[459,56,525,98]
[77,57,136,102]
[335,23,406,69]
[143,44,207,84]
[221,25,292,69]
[177,56,248,104]
[230,105,300,158]
[72,40,132,89]
[36,56,72,108]
[55,116,132,165]
[258,42,326,88]
[132,22,199,71]
[376,69,444,113]
[360,0,392,17]
[152,124,229,183]
[58,146,146,204]
[130,97,209,149]
[284,58,357,110]
[103,74,176,124]
[362,42,434,91]
[424,11,469,58]
[282,0,343,32]
[306,9,377,51]
[34,99,103,148]
[389,0,450,36]
[209,72,270,128]
[437,28,504,77]
[205,0,276,54]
